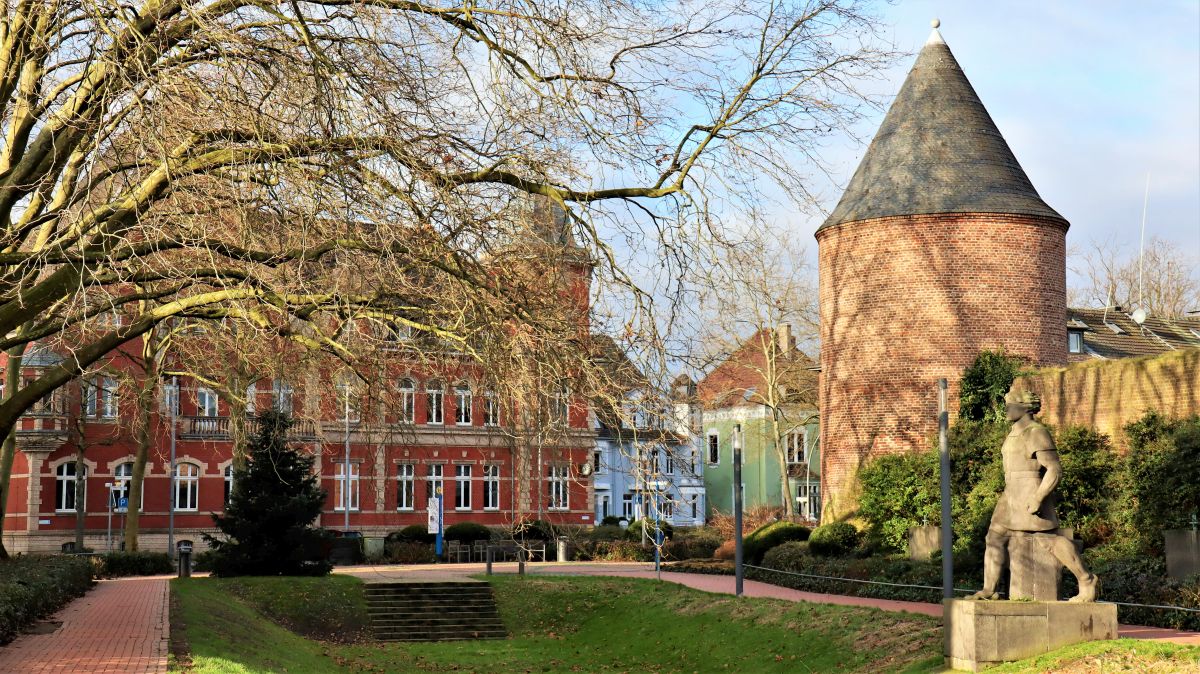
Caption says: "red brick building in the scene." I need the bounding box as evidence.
[816,25,1070,519]
[1,208,598,554]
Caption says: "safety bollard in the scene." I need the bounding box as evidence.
[486,546,494,576]
[518,548,526,577]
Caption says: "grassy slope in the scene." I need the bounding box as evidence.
[172,574,1200,674]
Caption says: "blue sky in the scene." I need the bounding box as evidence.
[790,0,1199,261]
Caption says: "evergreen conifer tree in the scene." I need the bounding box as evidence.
[205,411,332,576]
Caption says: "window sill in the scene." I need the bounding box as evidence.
[455,507,472,512]
[397,507,415,512]
[483,507,500,512]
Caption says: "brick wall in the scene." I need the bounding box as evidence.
[817,213,1068,520]
[1011,348,1200,449]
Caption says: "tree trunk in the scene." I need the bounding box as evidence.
[74,448,87,550]
[0,347,26,559]
[123,362,158,552]
[771,409,794,518]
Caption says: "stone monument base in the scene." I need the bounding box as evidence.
[944,599,1117,672]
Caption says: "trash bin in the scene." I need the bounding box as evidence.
[557,536,569,563]
[177,540,193,578]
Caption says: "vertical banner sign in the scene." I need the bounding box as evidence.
[427,496,442,534]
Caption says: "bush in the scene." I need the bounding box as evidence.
[511,519,555,542]
[388,524,435,544]
[808,522,860,557]
[755,544,969,603]
[100,551,173,577]
[958,349,1028,423]
[383,541,436,564]
[1125,413,1200,553]
[443,522,491,544]
[0,556,93,644]
[573,540,652,562]
[708,505,782,540]
[600,515,623,526]
[623,519,673,542]
[713,540,736,560]
[857,451,940,553]
[193,550,216,572]
[663,528,724,560]
[587,525,626,542]
[743,521,811,564]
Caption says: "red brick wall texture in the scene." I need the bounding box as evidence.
[1012,348,1200,450]
[817,213,1068,520]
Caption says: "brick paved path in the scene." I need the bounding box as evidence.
[0,576,169,673]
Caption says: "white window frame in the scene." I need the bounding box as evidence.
[334,462,360,512]
[622,493,634,519]
[689,494,700,519]
[797,482,821,520]
[162,382,179,416]
[664,449,674,475]
[335,375,361,424]
[554,384,570,424]
[245,383,257,414]
[398,378,416,423]
[113,462,142,511]
[707,432,719,465]
[272,380,293,413]
[173,463,200,511]
[548,465,569,511]
[55,463,84,512]
[1068,330,1084,354]
[483,464,500,510]
[196,387,219,418]
[86,377,119,419]
[593,450,603,474]
[483,392,499,426]
[785,430,807,465]
[426,381,444,425]
[426,464,444,501]
[454,384,472,425]
[397,463,415,510]
[454,464,472,510]
[224,465,234,505]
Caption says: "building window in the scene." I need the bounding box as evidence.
[113,461,141,511]
[224,465,234,505]
[483,465,500,510]
[658,499,674,519]
[85,377,119,418]
[664,449,674,475]
[335,373,360,423]
[55,463,84,512]
[398,378,415,423]
[647,448,659,475]
[553,384,570,424]
[483,392,499,426]
[622,493,634,519]
[245,383,257,414]
[548,465,569,510]
[272,380,293,413]
[455,465,472,510]
[593,450,603,474]
[426,381,444,425]
[426,464,444,501]
[162,381,179,416]
[797,483,821,520]
[785,430,807,464]
[174,463,199,511]
[1068,330,1084,354]
[397,463,415,510]
[334,462,360,512]
[454,384,472,425]
[707,433,719,464]
[196,387,219,418]
[689,494,699,519]
[688,447,697,474]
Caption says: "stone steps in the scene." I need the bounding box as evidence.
[365,581,507,642]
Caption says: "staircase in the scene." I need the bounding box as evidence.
[365,581,508,642]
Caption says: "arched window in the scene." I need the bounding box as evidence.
[224,465,234,505]
[173,463,199,511]
[272,379,293,413]
[334,372,360,423]
[196,387,219,417]
[245,382,257,414]
[554,383,570,424]
[55,463,85,512]
[398,378,415,423]
[483,391,499,426]
[113,461,141,511]
[454,383,472,425]
[426,380,444,425]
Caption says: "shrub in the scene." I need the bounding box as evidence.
[623,519,673,542]
[587,525,626,542]
[384,541,437,564]
[664,528,724,560]
[193,550,216,572]
[958,349,1028,423]
[743,521,811,564]
[600,515,623,526]
[0,556,93,644]
[573,540,652,562]
[100,551,173,577]
[808,522,860,557]
[204,412,332,577]
[388,524,435,544]
[443,522,491,544]
[511,519,555,541]
[713,540,736,560]
[709,505,782,540]
[1125,413,1200,553]
[857,451,939,553]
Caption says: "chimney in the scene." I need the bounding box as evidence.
[778,324,793,354]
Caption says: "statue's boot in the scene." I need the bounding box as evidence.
[1069,573,1098,602]
[967,590,1001,600]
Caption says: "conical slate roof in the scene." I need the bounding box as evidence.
[820,27,1066,231]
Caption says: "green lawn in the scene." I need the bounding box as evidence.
[171,574,1200,674]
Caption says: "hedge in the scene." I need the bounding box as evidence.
[573,540,653,562]
[100,551,173,577]
[383,541,437,564]
[0,555,94,644]
[743,521,810,564]
[808,522,860,557]
[387,524,435,544]
[443,522,491,544]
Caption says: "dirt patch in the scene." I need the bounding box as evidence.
[25,620,62,635]
[168,585,192,670]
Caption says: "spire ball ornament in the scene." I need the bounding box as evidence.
[931,18,940,28]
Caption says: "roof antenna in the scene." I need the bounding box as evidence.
[1133,173,1150,326]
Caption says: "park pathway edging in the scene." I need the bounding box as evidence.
[0,575,170,673]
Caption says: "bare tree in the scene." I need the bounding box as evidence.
[0,0,892,556]
[1071,236,1200,318]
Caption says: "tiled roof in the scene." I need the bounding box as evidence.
[1067,307,1200,361]
[821,28,1065,231]
[696,328,817,410]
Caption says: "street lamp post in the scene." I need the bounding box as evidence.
[343,385,351,533]
[168,376,177,561]
[733,423,744,596]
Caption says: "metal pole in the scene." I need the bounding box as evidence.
[343,389,351,532]
[168,376,177,561]
[105,482,113,552]
[733,423,744,597]
[938,379,953,600]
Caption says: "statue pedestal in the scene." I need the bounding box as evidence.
[944,599,1117,672]
[1008,532,1060,600]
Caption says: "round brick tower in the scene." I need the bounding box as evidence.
[816,24,1069,520]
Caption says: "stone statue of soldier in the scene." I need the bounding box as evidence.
[969,389,1098,602]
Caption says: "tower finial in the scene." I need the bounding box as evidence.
[926,19,945,46]
[931,18,940,29]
